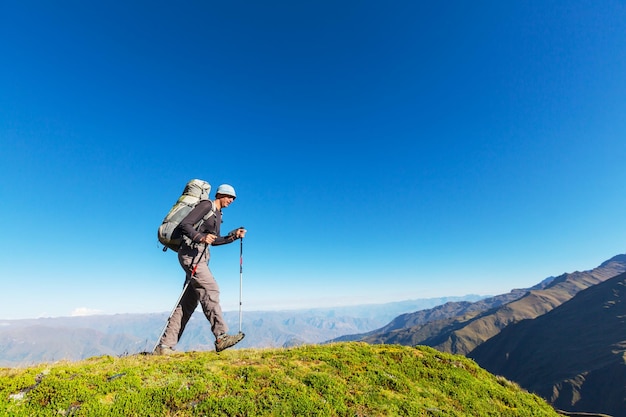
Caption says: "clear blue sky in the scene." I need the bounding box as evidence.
[1,1,625,319]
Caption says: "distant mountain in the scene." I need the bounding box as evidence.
[331,286,543,344]
[0,295,482,367]
[333,255,626,357]
[469,271,626,417]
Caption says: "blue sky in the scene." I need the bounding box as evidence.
[1,1,625,320]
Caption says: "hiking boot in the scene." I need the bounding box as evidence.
[154,344,177,356]
[215,333,245,352]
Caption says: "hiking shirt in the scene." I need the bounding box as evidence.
[177,200,236,246]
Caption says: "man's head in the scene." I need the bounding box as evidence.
[215,184,236,209]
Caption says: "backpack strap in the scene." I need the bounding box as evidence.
[193,200,215,230]
[186,201,215,246]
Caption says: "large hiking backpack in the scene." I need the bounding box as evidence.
[158,179,213,252]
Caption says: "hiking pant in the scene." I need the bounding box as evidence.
[159,242,228,348]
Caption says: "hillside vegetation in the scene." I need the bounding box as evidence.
[0,342,559,416]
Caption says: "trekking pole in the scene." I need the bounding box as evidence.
[239,236,243,333]
[152,280,190,353]
[152,244,208,353]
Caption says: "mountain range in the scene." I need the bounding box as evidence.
[469,270,626,417]
[0,294,483,368]
[333,255,626,355]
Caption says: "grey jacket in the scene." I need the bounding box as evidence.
[177,200,237,246]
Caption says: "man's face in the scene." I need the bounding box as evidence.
[219,195,235,208]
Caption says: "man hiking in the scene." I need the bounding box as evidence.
[155,184,247,355]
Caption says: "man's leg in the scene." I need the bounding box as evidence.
[158,283,199,351]
[192,261,228,338]
[156,245,204,353]
[192,261,245,352]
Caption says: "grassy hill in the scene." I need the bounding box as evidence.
[0,342,559,416]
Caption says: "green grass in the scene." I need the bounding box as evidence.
[0,342,559,416]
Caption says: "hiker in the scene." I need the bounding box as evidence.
[155,184,247,355]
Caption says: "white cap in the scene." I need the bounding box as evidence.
[216,184,236,198]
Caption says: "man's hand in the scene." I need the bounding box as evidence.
[201,234,217,244]
[235,228,247,239]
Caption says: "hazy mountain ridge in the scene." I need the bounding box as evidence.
[332,288,533,344]
[336,255,626,356]
[469,271,626,417]
[330,273,558,345]
[0,295,483,368]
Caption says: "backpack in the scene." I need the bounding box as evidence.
[158,179,214,252]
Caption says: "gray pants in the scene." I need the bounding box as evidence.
[159,243,228,348]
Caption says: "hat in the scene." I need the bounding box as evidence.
[216,184,237,198]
